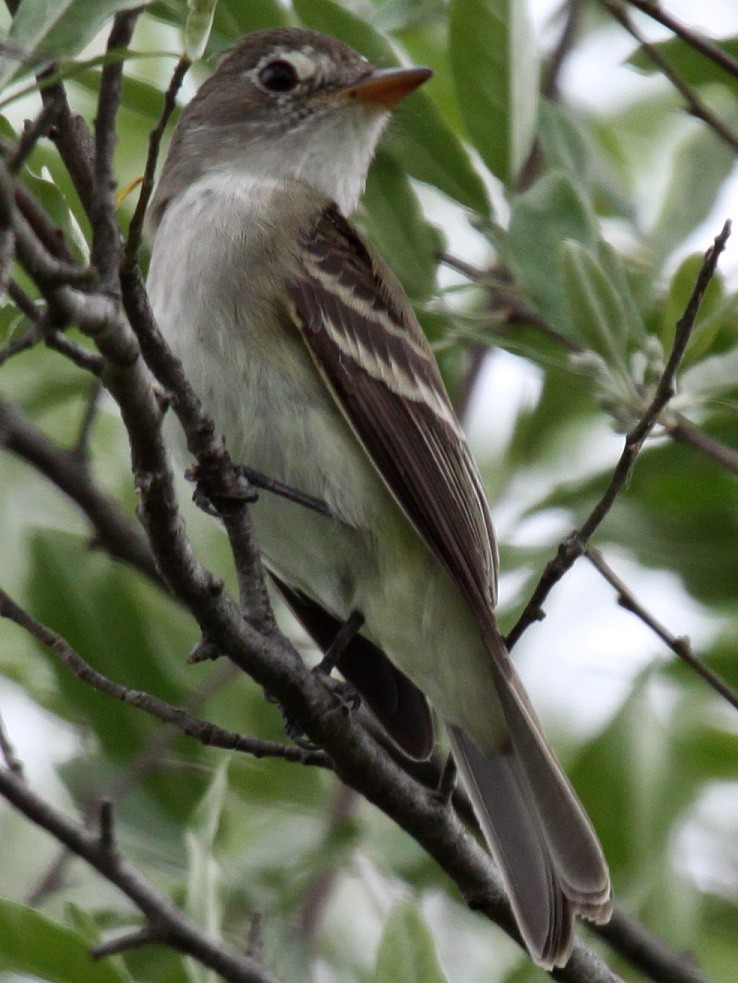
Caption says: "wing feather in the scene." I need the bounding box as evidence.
[287,205,498,619]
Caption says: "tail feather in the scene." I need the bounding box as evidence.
[449,726,575,968]
[447,647,611,969]
[490,656,612,917]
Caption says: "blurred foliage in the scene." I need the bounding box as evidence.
[0,1,737,981]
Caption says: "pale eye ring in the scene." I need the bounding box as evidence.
[258,59,299,92]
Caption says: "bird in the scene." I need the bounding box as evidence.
[146,27,612,968]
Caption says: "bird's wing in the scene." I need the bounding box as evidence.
[287,204,498,620]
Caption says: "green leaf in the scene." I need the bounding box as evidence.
[210,0,288,47]
[185,762,228,983]
[561,240,630,368]
[26,529,207,822]
[293,0,490,214]
[0,899,130,983]
[359,149,443,301]
[628,34,738,95]
[449,0,539,185]
[185,0,217,61]
[537,100,634,221]
[662,253,733,364]
[648,89,738,269]
[22,166,89,262]
[506,171,599,335]
[0,0,145,93]
[373,901,448,983]
[147,0,289,51]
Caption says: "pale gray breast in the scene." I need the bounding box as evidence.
[146,170,387,530]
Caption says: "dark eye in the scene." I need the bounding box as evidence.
[258,59,299,92]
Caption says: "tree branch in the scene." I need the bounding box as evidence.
[666,414,738,477]
[622,0,738,82]
[123,53,191,270]
[0,586,333,766]
[602,0,738,154]
[507,220,731,648]
[586,547,738,712]
[0,766,279,983]
[0,395,159,582]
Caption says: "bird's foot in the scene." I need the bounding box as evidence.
[186,460,258,518]
[280,609,365,747]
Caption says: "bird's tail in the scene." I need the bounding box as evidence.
[447,651,611,969]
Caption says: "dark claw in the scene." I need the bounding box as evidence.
[186,461,258,518]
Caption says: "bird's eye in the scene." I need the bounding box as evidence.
[258,59,299,92]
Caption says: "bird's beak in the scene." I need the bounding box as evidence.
[339,65,432,108]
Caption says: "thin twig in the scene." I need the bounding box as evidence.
[0,396,158,582]
[603,0,738,154]
[0,766,280,983]
[8,279,41,320]
[667,415,738,477]
[91,926,160,959]
[123,54,191,271]
[38,70,96,215]
[586,547,738,712]
[45,331,105,375]
[91,10,139,291]
[0,324,39,366]
[622,0,738,82]
[0,710,23,776]
[507,221,731,647]
[0,585,332,767]
[592,894,710,983]
[72,380,104,462]
[544,0,584,98]
[7,99,60,172]
[14,182,77,264]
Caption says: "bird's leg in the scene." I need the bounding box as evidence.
[315,609,364,676]
[236,465,342,522]
[282,610,365,749]
[188,460,344,522]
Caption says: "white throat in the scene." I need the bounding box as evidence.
[195,105,390,216]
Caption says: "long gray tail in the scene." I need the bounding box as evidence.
[447,662,611,968]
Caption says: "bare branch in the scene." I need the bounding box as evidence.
[602,1,738,154]
[98,799,115,853]
[667,415,738,477]
[544,0,584,99]
[592,905,709,983]
[123,54,191,271]
[91,926,160,959]
[586,547,738,712]
[0,765,280,983]
[0,710,23,776]
[507,221,732,648]
[8,99,60,172]
[90,10,139,291]
[622,0,738,82]
[0,586,331,767]
[0,324,39,366]
[0,396,159,583]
